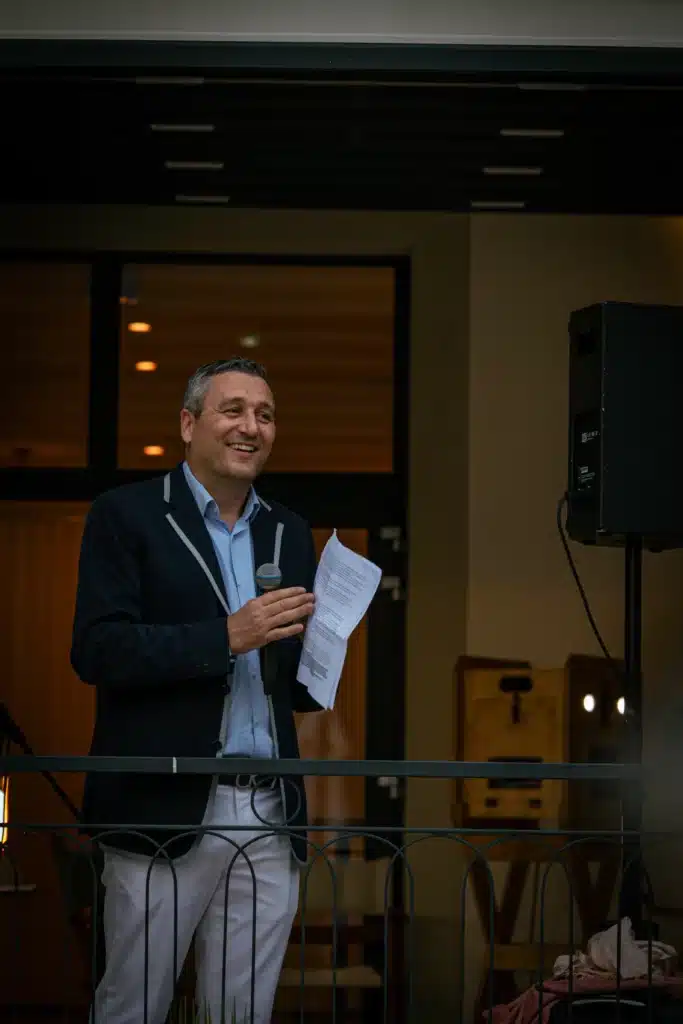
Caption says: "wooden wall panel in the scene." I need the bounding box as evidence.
[0,263,91,468]
[0,501,93,1006]
[118,264,395,472]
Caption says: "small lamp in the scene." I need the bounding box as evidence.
[0,705,36,893]
[0,729,10,849]
[0,772,8,848]
[0,711,14,848]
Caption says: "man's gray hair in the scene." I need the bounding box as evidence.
[183,358,268,416]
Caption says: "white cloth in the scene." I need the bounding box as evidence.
[553,917,677,981]
[92,784,299,1024]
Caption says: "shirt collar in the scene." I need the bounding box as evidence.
[182,461,261,524]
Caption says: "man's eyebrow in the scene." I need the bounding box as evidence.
[216,397,275,411]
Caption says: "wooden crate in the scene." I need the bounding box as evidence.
[461,666,568,824]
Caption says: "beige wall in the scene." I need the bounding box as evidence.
[469,215,683,668]
[469,215,683,827]
[4,206,683,1017]
[468,216,683,989]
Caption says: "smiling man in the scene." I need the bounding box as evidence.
[71,358,322,1024]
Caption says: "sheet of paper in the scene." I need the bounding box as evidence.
[297,531,382,710]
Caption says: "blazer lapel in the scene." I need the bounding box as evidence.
[163,464,229,607]
[251,498,277,575]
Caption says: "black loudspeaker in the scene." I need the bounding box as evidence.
[567,301,683,550]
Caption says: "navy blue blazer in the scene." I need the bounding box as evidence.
[71,463,321,861]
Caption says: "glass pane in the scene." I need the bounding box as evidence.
[0,263,90,467]
[118,264,394,472]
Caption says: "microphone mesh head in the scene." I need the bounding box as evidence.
[255,562,283,592]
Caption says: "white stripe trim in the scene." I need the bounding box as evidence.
[163,473,171,503]
[273,522,284,568]
[165,512,230,615]
[258,494,272,512]
[172,756,178,774]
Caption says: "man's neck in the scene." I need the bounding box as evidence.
[186,460,251,528]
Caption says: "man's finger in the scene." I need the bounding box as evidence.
[264,592,315,617]
[267,623,305,642]
[259,586,306,605]
[268,602,314,629]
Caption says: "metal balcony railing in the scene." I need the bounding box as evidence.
[0,756,678,1024]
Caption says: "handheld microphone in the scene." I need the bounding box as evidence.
[255,563,283,593]
[255,563,282,696]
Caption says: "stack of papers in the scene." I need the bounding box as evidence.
[297,531,382,710]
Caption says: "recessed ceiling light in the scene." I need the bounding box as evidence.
[150,123,215,132]
[143,445,165,457]
[500,128,565,138]
[483,166,543,176]
[164,161,225,171]
[239,335,260,349]
[135,361,158,372]
[128,322,152,333]
[470,200,526,210]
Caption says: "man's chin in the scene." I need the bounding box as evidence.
[217,457,263,481]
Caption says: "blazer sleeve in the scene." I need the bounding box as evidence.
[289,524,325,714]
[71,494,230,690]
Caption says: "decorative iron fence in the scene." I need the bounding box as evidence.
[0,756,679,1024]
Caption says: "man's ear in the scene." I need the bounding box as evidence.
[180,408,194,445]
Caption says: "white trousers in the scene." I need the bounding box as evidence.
[92,784,299,1024]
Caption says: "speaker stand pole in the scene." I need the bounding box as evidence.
[621,534,643,932]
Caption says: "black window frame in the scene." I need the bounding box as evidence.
[0,250,411,530]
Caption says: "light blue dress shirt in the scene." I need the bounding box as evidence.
[183,462,274,759]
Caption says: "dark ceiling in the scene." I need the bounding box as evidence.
[1,54,683,214]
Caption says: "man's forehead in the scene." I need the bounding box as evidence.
[209,371,274,404]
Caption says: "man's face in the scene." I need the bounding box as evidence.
[180,371,276,482]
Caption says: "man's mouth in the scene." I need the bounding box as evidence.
[228,443,258,454]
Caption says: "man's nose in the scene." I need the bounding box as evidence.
[239,411,259,435]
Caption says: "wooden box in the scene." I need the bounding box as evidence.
[454,654,628,829]
[461,666,568,824]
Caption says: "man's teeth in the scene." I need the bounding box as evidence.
[230,443,257,452]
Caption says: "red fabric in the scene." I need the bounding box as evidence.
[486,976,683,1024]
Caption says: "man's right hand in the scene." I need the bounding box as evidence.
[227,587,315,655]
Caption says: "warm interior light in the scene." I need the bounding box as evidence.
[0,775,9,846]
[617,697,626,715]
[582,694,596,713]
[135,361,158,372]
[239,334,260,349]
[143,445,165,457]
[128,322,152,333]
